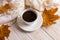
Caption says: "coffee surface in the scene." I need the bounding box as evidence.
[23,10,37,22]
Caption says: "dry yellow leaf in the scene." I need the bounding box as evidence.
[49,15,59,21]
[0,25,10,40]
[42,7,59,26]
[48,8,58,15]
[0,4,13,13]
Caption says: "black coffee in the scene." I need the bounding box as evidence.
[22,10,37,22]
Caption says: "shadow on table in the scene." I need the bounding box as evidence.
[14,23,34,33]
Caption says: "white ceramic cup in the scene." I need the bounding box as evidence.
[17,8,43,31]
[20,8,40,25]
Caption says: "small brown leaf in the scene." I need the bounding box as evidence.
[0,25,10,40]
[48,7,58,15]
[0,4,13,13]
[42,7,59,26]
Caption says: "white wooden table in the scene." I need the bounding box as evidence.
[5,17,60,40]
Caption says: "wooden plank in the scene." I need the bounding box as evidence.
[9,23,53,40]
[26,28,53,40]
[42,19,60,40]
[39,28,53,40]
[8,27,21,40]
[5,22,54,40]
[26,29,42,40]
[9,24,31,40]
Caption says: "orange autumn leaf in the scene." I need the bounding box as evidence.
[48,8,58,15]
[0,4,13,13]
[49,15,59,21]
[0,25,10,40]
[48,21,56,25]
[42,9,49,26]
[42,7,59,26]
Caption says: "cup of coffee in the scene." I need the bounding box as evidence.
[20,8,39,25]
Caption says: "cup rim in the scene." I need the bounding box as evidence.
[21,8,38,24]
